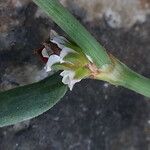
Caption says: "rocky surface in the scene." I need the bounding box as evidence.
[0,0,150,150]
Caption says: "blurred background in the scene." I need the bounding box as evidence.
[0,0,150,149]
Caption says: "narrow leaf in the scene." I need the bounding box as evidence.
[33,0,111,67]
[0,74,67,127]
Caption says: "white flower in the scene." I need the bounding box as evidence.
[44,47,79,90]
[44,47,75,72]
[60,70,81,90]
[41,32,93,90]
[44,54,60,72]
[51,36,68,49]
[43,38,79,90]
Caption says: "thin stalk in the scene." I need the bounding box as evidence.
[120,66,150,97]
[96,58,150,97]
[33,0,111,68]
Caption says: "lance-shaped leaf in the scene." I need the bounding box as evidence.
[0,73,67,127]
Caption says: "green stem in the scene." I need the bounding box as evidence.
[121,66,150,97]
[96,58,150,97]
[33,0,111,67]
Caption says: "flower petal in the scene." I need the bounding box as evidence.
[69,79,81,90]
[60,70,81,90]
[41,48,49,58]
[45,55,61,72]
[62,75,70,85]
[50,30,58,39]
[51,36,68,49]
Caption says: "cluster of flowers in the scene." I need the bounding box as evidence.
[37,31,94,90]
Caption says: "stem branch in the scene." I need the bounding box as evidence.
[33,0,150,97]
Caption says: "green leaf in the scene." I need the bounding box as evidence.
[0,74,67,127]
[33,0,111,68]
